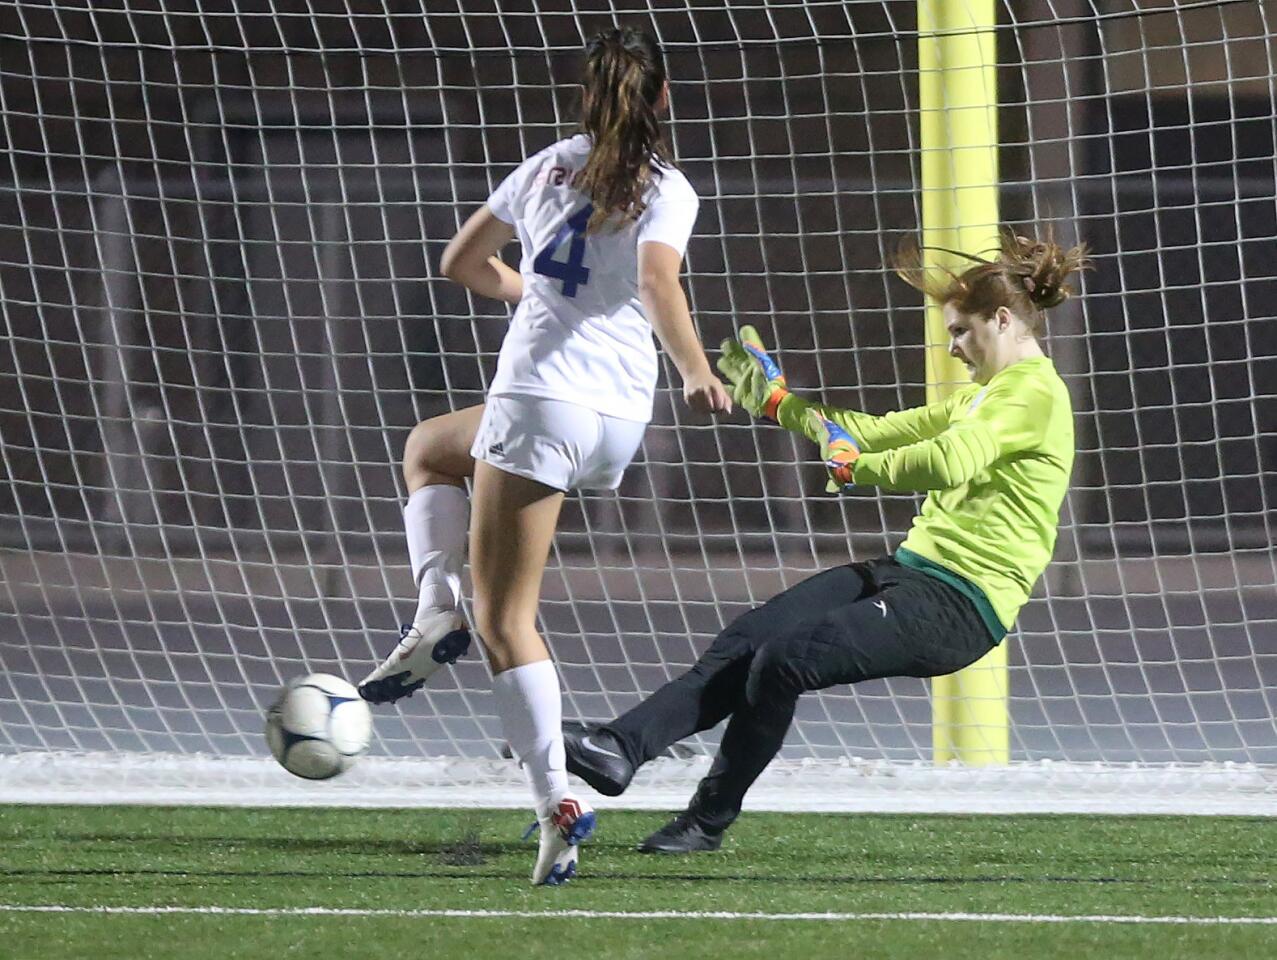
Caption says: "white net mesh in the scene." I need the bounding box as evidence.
[1,1,1275,812]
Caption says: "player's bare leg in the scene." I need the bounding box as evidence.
[469,461,595,885]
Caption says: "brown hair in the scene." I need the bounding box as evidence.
[576,27,672,234]
[894,229,1091,333]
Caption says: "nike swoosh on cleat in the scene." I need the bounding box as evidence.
[581,736,625,761]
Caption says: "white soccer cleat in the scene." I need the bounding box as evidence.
[531,794,596,886]
[358,609,471,704]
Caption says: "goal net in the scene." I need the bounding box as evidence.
[1,1,1274,813]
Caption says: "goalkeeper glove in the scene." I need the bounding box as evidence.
[807,410,861,492]
[715,325,790,420]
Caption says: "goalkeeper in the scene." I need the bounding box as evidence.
[564,230,1090,852]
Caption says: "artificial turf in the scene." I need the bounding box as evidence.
[1,805,1274,958]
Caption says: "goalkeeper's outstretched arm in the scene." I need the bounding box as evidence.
[716,325,961,453]
[824,372,1055,492]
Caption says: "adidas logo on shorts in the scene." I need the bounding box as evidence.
[488,441,504,456]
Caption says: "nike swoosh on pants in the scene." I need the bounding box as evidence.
[581,736,624,760]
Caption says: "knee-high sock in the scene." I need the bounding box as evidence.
[491,659,569,819]
[404,484,468,622]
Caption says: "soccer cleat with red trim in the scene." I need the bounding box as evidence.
[531,793,597,886]
[358,609,471,704]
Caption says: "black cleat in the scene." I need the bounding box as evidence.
[562,720,634,797]
[636,812,724,854]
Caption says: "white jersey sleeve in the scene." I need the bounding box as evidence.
[636,168,699,256]
[486,149,547,225]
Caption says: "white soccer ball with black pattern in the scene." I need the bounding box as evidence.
[265,673,372,780]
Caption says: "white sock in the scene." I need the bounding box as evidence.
[404,484,469,622]
[491,660,569,820]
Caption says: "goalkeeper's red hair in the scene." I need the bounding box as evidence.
[576,26,673,235]
[894,229,1091,330]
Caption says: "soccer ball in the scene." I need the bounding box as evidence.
[265,673,372,780]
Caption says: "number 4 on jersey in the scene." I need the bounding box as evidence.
[533,203,593,297]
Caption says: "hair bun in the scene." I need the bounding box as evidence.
[1001,230,1088,310]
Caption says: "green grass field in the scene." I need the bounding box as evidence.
[1,805,1274,959]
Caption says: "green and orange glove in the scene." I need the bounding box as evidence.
[715,325,790,421]
[807,410,861,492]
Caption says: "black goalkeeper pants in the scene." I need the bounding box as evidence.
[601,556,998,832]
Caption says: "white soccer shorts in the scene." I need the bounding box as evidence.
[470,394,646,492]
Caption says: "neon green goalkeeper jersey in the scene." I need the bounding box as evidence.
[776,355,1074,632]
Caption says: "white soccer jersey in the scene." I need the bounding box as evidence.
[485,134,700,423]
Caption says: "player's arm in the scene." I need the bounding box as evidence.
[841,377,1053,491]
[639,240,732,414]
[717,326,960,450]
[785,393,963,451]
[440,205,523,305]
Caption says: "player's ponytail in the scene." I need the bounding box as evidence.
[576,27,672,234]
[894,228,1091,333]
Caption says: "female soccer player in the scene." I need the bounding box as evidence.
[564,231,1089,853]
[359,27,731,884]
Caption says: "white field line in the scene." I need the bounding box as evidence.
[2,905,1276,925]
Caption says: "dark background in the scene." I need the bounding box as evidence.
[0,1,1274,766]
